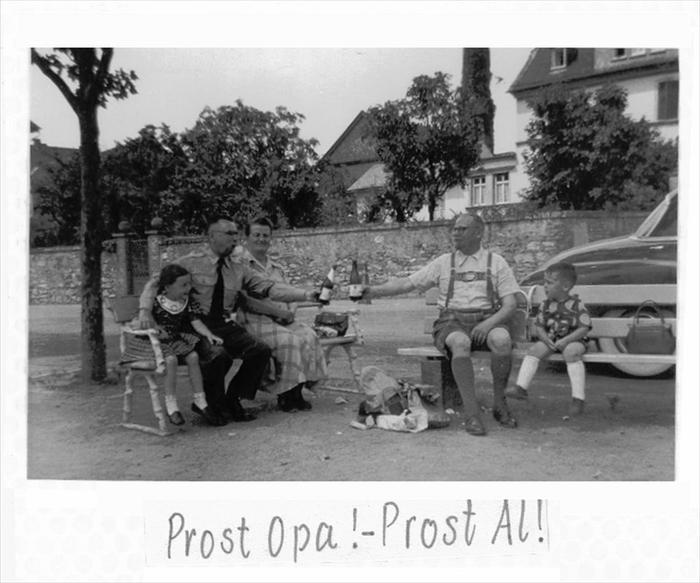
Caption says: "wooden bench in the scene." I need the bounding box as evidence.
[398,285,677,407]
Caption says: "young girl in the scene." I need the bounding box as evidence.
[123,264,224,426]
[507,262,593,415]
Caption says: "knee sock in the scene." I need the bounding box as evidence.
[516,355,540,391]
[491,353,513,406]
[566,361,586,401]
[192,391,208,410]
[165,395,180,415]
[450,356,479,417]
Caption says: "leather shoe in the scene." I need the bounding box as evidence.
[228,399,257,422]
[464,415,486,436]
[191,403,227,426]
[294,385,312,410]
[493,407,518,428]
[278,391,298,412]
[168,411,185,426]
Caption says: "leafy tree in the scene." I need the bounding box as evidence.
[366,72,482,222]
[32,48,137,381]
[524,84,678,210]
[33,151,81,246]
[101,124,187,235]
[462,48,496,152]
[162,102,322,232]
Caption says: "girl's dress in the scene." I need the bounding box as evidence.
[121,294,204,364]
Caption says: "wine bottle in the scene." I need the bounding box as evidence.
[318,265,336,305]
[348,259,363,301]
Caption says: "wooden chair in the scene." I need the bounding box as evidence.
[106,295,175,437]
[317,308,365,392]
[296,303,365,392]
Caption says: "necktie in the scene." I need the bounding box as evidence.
[209,257,226,323]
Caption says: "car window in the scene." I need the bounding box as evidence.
[636,194,677,238]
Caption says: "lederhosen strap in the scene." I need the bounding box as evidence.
[486,251,498,311]
[444,251,456,310]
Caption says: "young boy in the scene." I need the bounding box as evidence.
[507,262,593,415]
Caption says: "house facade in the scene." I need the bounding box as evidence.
[508,48,679,200]
[320,111,517,221]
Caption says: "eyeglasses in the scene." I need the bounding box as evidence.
[213,230,238,236]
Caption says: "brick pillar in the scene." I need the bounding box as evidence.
[572,222,589,247]
[146,229,162,278]
[113,233,129,296]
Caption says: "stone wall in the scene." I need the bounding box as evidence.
[29,243,118,304]
[29,210,648,304]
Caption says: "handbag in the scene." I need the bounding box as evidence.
[314,311,349,337]
[625,300,676,354]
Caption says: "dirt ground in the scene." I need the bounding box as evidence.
[27,299,675,481]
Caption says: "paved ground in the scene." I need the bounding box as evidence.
[27,299,675,481]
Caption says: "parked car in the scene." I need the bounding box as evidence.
[519,190,677,377]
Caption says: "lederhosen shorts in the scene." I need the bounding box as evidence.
[432,308,509,355]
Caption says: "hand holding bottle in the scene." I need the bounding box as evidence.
[318,265,336,305]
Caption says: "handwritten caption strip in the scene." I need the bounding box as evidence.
[145,499,549,565]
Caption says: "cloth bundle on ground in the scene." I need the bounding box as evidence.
[353,366,450,432]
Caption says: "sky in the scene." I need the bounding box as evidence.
[30,48,532,157]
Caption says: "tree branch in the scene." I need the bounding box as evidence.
[31,49,79,113]
[90,48,113,104]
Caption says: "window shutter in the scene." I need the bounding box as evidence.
[658,80,679,120]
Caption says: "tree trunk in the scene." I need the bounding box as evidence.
[78,106,107,382]
[462,48,495,153]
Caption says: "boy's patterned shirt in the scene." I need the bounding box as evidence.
[535,294,593,340]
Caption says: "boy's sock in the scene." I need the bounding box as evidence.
[566,361,586,401]
[165,394,180,415]
[515,355,540,392]
[192,392,208,411]
[450,356,479,417]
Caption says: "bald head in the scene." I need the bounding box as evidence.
[451,213,485,255]
[207,218,239,257]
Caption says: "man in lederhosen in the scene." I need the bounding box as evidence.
[362,213,520,436]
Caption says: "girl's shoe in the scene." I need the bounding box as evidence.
[168,411,185,426]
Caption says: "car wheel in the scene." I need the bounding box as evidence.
[597,307,675,377]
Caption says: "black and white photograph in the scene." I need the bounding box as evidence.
[2,2,699,582]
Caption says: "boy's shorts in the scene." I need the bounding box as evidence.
[432,309,510,355]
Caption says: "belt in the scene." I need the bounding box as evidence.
[439,308,493,316]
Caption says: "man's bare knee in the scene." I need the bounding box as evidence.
[445,332,471,357]
[486,328,512,354]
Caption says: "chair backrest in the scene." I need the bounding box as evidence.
[107,295,141,324]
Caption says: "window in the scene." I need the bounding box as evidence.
[613,48,666,60]
[551,48,567,69]
[471,176,486,206]
[494,173,510,204]
[658,80,679,120]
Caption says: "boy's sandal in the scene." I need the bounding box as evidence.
[168,411,186,426]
